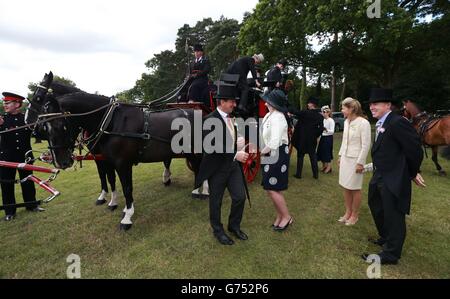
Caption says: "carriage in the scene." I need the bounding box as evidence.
[163,73,272,183]
[20,70,288,229]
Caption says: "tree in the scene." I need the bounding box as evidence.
[238,0,312,108]
[122,17,242,103]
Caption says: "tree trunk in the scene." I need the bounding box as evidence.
[299,66,307,109]
[338,77,346,111]
[316,73,322,96]
[331,66,336,111]
[330,32,338,112]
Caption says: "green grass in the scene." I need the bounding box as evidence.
[0,133,449,279]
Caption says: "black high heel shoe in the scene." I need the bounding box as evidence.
[274,217,293,232]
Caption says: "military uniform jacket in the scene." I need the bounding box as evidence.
[266,66,283,85]
[0,113,33,162]
[190,56,211,79]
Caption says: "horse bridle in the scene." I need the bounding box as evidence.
[39,100,77,166]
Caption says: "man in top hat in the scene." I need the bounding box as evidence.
[226,54,264,113]
[289,96,324,180]
[0,92,43,221]
[363,88,425,265]
[188,44,211,105]
[265,58,288,94]
[194,81,250,245]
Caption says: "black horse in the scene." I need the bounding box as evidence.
[30,90,202,230]
[26,72,118,208]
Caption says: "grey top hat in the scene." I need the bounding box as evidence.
[262,89,288,113]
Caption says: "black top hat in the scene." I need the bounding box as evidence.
[2,92,25,102]
[214,81,239,100]
[193,44,204,52]
[278,59,288,67]
[368,88,394,103]
[262,89,288,113]
[307,96,319,107]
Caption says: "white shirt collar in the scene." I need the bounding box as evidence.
[217,107,229,119]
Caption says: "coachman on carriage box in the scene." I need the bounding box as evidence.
[0,92,44,221]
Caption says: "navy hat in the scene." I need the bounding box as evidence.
[2,92,25,102]
[262,89,288,113]
[307,96,319,107]
[215,81,239,100]
[193,44,204,52]
[368,88,394,103]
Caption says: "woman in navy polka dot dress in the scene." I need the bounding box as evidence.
[260,90,293,231]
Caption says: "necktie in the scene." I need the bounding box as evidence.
[375,122,382,142]
[226,115,235,144]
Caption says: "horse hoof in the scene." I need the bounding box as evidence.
[164,179,171,186]
[95,199,107,206]
[191,193,201,199]
[120,223,132,231]
[108,205,118,211]
[439,171,447,176]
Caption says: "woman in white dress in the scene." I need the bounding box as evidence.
[338,98,371,226]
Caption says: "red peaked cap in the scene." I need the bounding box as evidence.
[2,92,25,102]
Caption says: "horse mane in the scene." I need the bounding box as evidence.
[50,81,82,96]
[56,92,111,112]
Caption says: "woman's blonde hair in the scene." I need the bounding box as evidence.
[341,97,366,118]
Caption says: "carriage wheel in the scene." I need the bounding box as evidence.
[243,152,260,183]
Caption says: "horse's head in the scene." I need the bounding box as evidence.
[40,93,78,169]
[25,71,54,139]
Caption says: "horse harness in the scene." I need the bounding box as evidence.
[412,112,442,146]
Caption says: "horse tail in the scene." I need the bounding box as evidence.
[441,145,450,160]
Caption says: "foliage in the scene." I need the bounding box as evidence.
[238,0,450,111]
[121,17,241,103]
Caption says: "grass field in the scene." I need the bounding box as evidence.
[0,133,449,279]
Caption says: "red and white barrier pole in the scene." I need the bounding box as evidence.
[0,161,60,174]
[26,175,60,198]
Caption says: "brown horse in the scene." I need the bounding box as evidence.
[403,100,450,176]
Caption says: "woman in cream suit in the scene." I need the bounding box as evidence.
[260,90,293,232]
[338,98,371,226]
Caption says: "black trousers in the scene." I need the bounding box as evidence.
[1,166,37,216]
[189,77,208,103]
[208,161,246,235]
[237,79,250,109]
[368,173,406,260]
[295,149,319,179]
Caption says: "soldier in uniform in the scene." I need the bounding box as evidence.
[265,58,288,94]
[0,92,43,221]
[188,44,211,105]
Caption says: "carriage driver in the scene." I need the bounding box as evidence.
[188,44,211,105]
[0,92,44,221]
